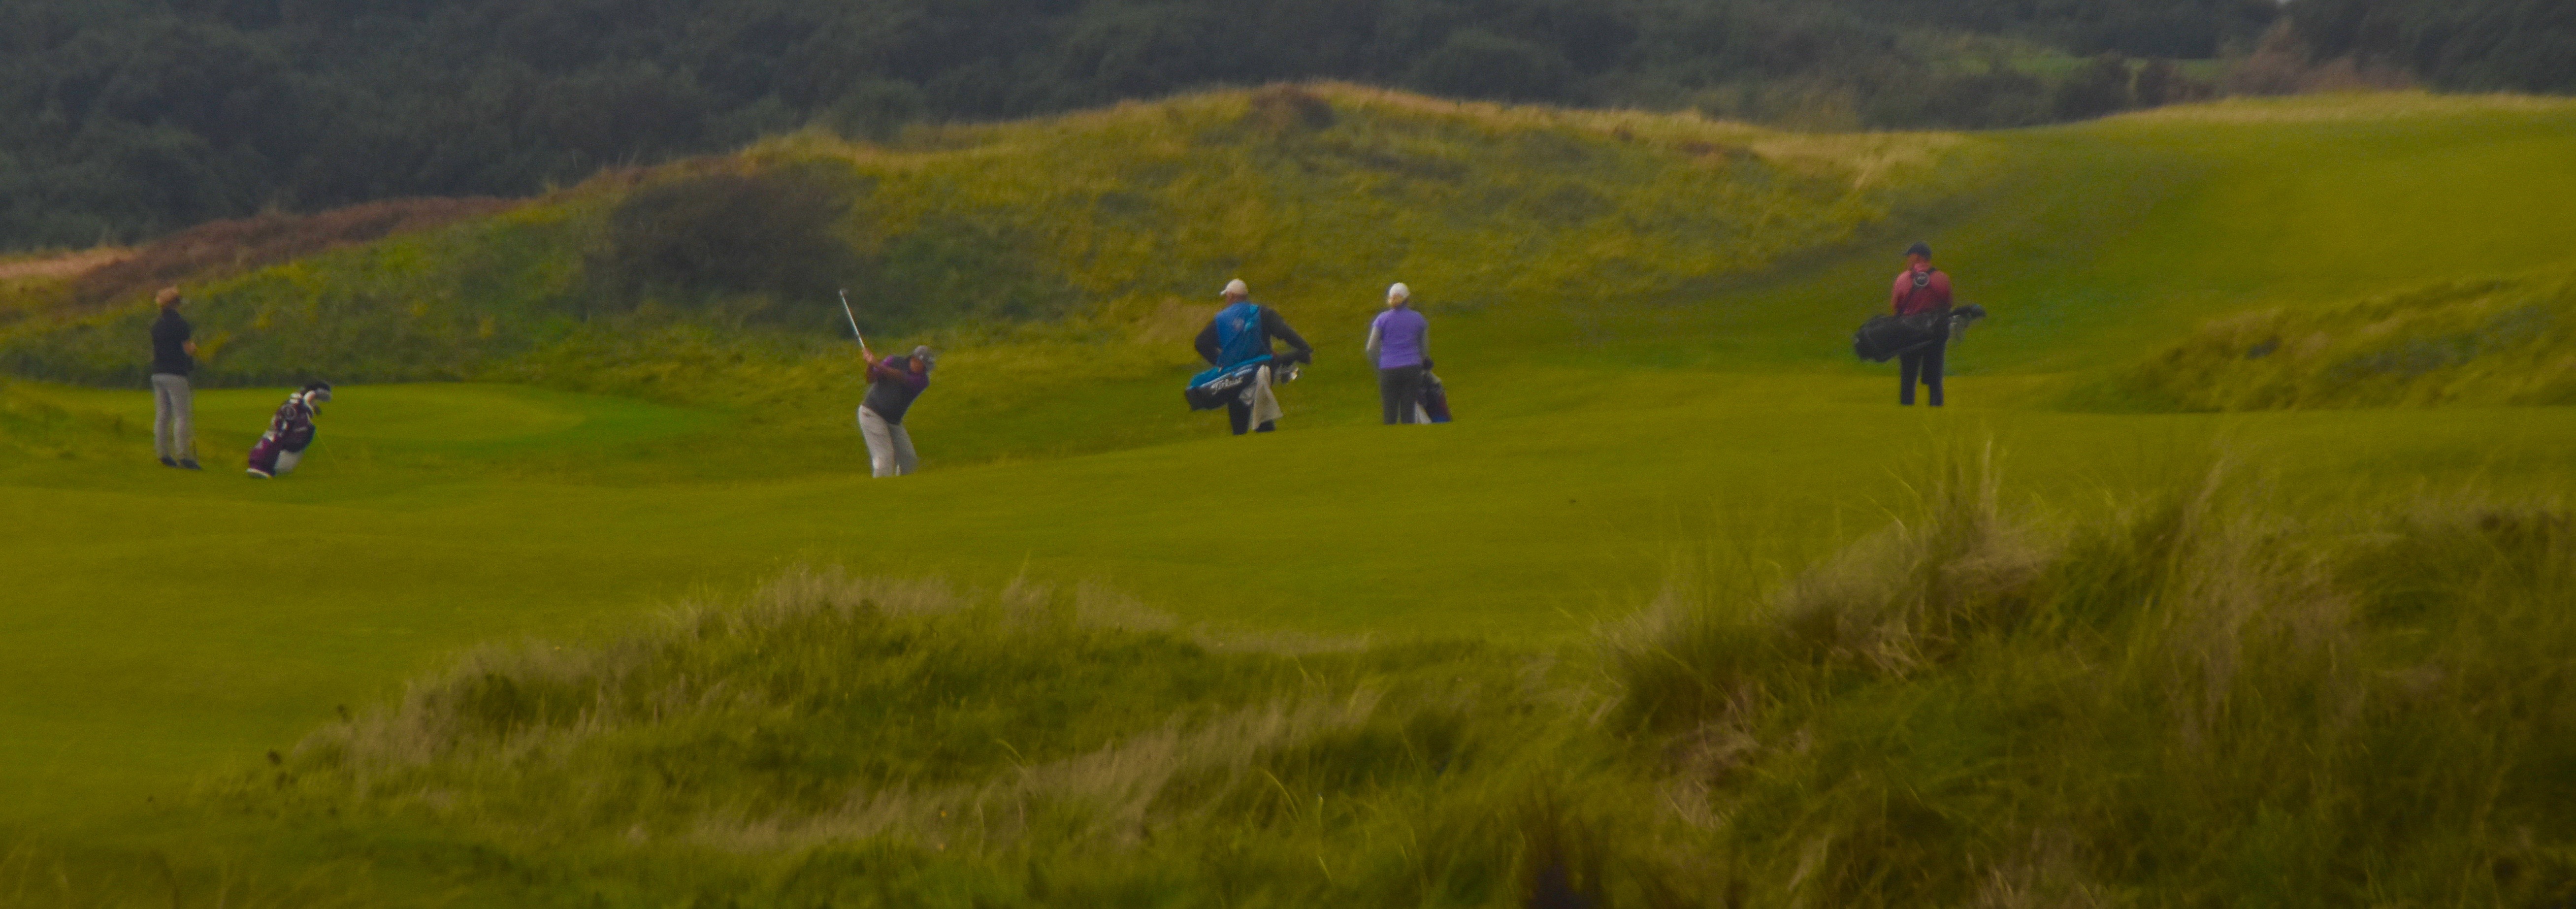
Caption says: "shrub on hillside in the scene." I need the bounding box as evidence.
[2131,58,2217,107]
[2286,0,2576,93]
[1866,64,2054,129]
[860,215,1086,331]
[589,169,861,324]
[587,166,1081,335]
[2051,52,2138,121]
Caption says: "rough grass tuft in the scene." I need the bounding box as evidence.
[234,568,1717,906]
[1610,455,2576,907]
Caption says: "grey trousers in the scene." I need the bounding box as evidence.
[858,406,917,477]
[151,373,194,460]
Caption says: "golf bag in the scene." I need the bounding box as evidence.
[1185,356,1272,411]
[1950,303,1988,339]
[248,382,330,478]
[1187,301,1284,410]
[1852,304,1987,362]
[1418,370,1452,423]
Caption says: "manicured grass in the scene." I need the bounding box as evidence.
[7,374,2576,838]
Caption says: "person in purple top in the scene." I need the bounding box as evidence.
[1364,282,1430,424]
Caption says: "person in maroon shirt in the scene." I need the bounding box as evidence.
[858,345,933,477]
[1889,242,1954,407]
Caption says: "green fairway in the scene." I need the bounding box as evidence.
[8,376,2576,834]
[4,91,2576,901]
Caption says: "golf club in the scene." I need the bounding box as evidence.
[838,288,869,353]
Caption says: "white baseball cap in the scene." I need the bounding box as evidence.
[1222,279,1249,296]
[1387,282,1410,301]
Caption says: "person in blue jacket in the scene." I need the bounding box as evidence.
[1193,279,1312,435]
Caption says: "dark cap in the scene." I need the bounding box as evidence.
[1905,242,1932,259]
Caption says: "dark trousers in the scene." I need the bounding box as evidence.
[1899,344,1945,407]
[1378,365,1426,424]
[1226,400,1274,435]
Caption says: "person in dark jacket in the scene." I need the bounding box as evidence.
[1890,242,1954,407]
[148,287,201,468]
[1194,279,1312,435]
[858,345,934,477]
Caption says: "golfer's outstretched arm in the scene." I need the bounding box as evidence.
[1364,324,1380,360]
[1264,309,1312,363]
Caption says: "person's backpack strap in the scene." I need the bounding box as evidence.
[1904,269,1934,312]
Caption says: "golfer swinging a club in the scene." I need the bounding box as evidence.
[844,290,935,477]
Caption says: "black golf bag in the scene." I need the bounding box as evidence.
[1418,370,1452,423]
[1852,304,1987,362]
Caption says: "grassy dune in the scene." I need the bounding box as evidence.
[2101,267,2576,410]
[2,88,2575,904]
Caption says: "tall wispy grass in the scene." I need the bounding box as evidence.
[237,568,1716,906]
[160,455,2576,906]
[1609,449,2576,906]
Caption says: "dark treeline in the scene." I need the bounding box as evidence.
[0,0,2558,252]
[2286,0,2576,93]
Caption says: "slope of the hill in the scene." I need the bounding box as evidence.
[1716,93,2576,376]
[0,84,1947,380]
[14,90,2576,477]
[0,84,1970,470]
[2099,266,2576,410]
